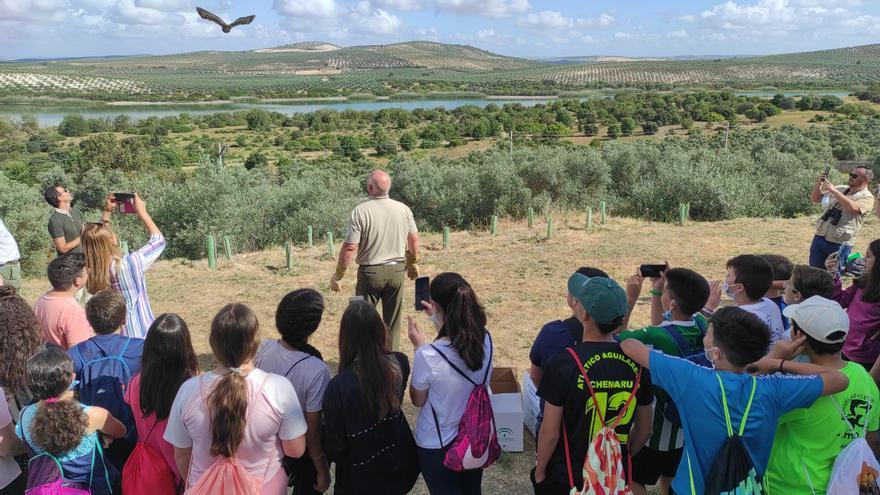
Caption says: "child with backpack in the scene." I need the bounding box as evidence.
[123,313,199,494]
[765,296,880,494]
[254,289,331,494]
[408,272,497,495]
[620,267,711,495]
[69,289,144,471]
[16,347,126,495]
[163,303,307,495]
[620,306,849,495]
[534,272,654,495]
[323,300,419,495]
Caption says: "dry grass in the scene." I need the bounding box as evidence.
[17,214,880,494]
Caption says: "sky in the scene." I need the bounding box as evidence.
[1,0,879,59]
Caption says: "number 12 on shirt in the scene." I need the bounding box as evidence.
[583,391,637,443]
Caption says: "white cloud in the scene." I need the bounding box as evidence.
[372,0,425,10]
[349,2,403,35]
[667,29,688,39]
[415,26,438,40]
[614,31,632,40]
[434,0,530,18]
[476,28,495,39]
[0,0,68,21]
[273,0,337,18]
[114,0,174,25]
[580,35,594,44]
[517,11,571,30]
[134,0,190,11]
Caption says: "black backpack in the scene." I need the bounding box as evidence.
[688,374,764,495]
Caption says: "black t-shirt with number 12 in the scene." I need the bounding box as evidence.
[537,340,653,488]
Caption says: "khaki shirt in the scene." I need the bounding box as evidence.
[815,186,875,245]
[345,196,418,266]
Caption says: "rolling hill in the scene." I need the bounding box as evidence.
[0,41,878,100]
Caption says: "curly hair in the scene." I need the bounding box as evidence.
[0,287,42,394]
[27,348,88,455]
[31,400,89,455]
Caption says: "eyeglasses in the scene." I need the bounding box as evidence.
[850,173,864,179]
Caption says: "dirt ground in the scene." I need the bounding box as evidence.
[17,214,880,494]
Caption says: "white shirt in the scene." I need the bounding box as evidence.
[411,332,493,449]
[0,219,20,265]
[740,297,786,344]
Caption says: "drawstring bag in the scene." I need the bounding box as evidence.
[122,422,177,495]
[827,397,880,495]
[690,374,763,495]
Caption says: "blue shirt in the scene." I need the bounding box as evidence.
[649,352,823,495]
[529,317,582,430]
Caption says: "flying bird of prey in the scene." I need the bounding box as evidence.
[196,7,255,33]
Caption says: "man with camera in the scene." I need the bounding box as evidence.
[808,165,875,268]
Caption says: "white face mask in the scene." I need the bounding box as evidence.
[704,346,719,368]
[722,281,739,300]
[429,312,443,328]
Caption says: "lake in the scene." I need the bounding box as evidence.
[0,90,853,127]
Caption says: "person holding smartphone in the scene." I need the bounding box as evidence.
[809,165,875,269]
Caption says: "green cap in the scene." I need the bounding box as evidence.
[567,273,628,325]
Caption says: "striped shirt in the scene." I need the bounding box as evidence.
[110,234,165,339]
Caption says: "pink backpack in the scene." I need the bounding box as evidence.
[26,453,91,495]
[185,374,271,495]
[122,422,177,495]
[429,332,501,472]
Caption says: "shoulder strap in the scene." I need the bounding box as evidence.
[428,344,477,386]
[284,355,313,378]
[481,332,493,385]
[715,374,757,437]
[663,325,690,357]
[694,315,708,333]
[566,347,605,425]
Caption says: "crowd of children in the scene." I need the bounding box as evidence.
[2,194,880,494]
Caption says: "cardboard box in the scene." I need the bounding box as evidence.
[490,367,523,452]
[522,371,540,440]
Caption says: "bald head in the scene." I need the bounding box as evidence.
[367,169,391,196]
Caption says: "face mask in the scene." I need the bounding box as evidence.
[704,347,719,368]
[722,281,738,300]
[662,310,672,322]
[429,312,442,328]
[68,379,80,391]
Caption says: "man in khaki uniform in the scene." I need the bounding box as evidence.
[809,165,875,268]
[330,170,420,349]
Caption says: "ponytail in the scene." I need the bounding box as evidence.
[31,400,88,455]
[431,273,487,371]
[207,304,260,458]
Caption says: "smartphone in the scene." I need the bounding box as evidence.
[836,244,848,273]
[349,295,364,303]
[112,192,137,214]
[639,264,668,278]
[415,276,430,311]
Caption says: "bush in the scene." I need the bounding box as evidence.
[376,140,398,157]
[244,151,268,170]
[58,115,90,137]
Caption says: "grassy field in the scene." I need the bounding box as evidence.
[15,214,880,493]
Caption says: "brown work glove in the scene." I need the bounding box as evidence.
[330,265,346,292]
[405,251,419,280]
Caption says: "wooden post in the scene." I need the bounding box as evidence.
[586,207,593,231]
[223,236,232,260]
[546,217,553,239]
[307,226,313,247]
[119,241,129,256]
[443,226,450,249]
[527,207,534,227]
[285,241,293,269]
[686,203,691,221]
[600,201,607,224]
[490,215,498,236]
[327,231,335,258]
[207,236,216,270]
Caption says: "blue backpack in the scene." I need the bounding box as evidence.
[72,338,136,438]
[659,317,709,426]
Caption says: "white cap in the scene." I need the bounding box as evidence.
[782,296,849,344]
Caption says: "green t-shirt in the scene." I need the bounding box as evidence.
[47,206,84,255]
[765,362,880,494]
[617,314,707,451]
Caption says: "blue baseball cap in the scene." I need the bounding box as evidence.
[567,273,628,325]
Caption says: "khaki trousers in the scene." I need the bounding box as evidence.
[356,263,406,351]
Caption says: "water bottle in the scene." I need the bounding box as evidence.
[821,194,830,207]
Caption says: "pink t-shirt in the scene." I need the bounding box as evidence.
[33,292,93,349]
[123,374,182,486]
[0,387,21,489]
[163,369,307,495]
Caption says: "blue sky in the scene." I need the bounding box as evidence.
[2,0,880,59]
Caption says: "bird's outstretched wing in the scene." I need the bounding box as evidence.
[228,15,255,28]
[196,7,228,29]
